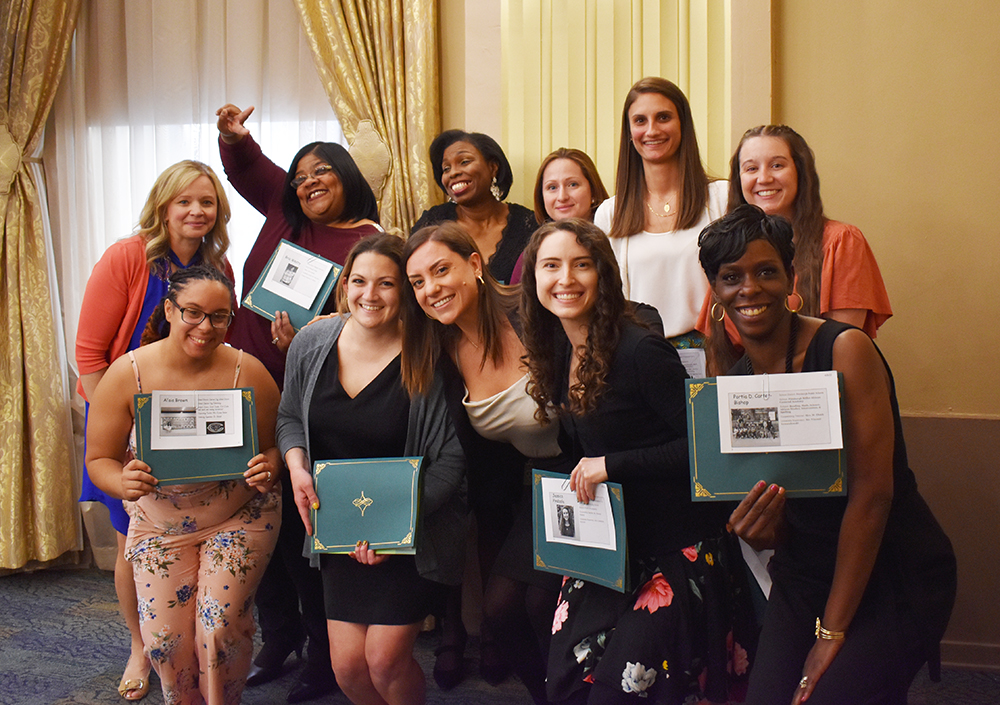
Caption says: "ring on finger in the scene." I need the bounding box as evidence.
[799,676,809,689]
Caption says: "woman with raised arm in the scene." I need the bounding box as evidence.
[412,130,535,285]
[596,77,727,370]
[216,103,381,699]
[86,264,281,705]
[697,125,892,374]
[699,205,954,705]
[76,160,233,701]
[402,223,565,703]
[277,233,467,705]
[520,218,742,705]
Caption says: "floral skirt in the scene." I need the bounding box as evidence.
[547,534,755,703]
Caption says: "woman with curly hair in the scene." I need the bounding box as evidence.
[520,218,743,705]
[402,223,564,702]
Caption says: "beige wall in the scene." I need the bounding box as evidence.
[773,0,1000,418]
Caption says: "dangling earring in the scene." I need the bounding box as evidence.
[490,177,502,201]
[448,194,457,204]
[785,292,803,313]
[476,274,485,286]
[710,302,726,322]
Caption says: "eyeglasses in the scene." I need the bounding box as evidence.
[175,306,235,329]
[290,164,334,188]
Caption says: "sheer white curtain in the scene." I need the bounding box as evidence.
[46,0,345,378]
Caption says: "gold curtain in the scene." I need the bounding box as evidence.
[293,0,440,234]
[501,0,729,205]
[0,0,82,568]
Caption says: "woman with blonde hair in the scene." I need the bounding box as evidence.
[76,159,233,701]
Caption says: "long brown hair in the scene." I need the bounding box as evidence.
[519,218,631,423]
[608,77,710,239]
[138,160,231,276]
[400,223,518,396]
[728,125,825,315]
[532,148,609,224]
[335,233,405,315]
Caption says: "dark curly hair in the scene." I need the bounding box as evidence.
[140,264,236,346]
[428,129,514,200]
[519,218,631,423]
[400,222,518,396]
[281,142,380,239]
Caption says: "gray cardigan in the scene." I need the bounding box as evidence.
[276,315,468,585]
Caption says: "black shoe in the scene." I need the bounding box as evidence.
[479,639,510,686]
[246,635,306,687]
[287,662,339,704]
[433,641,466,691]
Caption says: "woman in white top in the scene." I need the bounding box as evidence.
[595,77,726,354]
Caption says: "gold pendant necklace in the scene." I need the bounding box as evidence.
[645,199,672,217]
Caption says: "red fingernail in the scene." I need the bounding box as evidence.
[770,484,779,492]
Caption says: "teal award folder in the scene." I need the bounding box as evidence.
[311,457,422,554]
[133,388,257,485]
[532,469,628,593]
[242,239,343,331]
[687,377,847,501]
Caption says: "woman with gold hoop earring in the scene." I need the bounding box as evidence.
[698,125,892,374]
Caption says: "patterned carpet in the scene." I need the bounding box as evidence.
[0,567,997,704]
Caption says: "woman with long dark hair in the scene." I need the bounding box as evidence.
[520,218,742,704]
[401,223,564,702]
[697,125,892,374]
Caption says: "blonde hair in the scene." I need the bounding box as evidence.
[138,160,231,275]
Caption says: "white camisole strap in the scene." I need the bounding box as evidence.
[126,348,244,393]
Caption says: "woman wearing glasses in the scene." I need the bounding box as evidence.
[216,103,381,700]
[86,264,282,705]
[76,159,234,701]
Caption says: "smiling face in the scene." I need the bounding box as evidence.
[712,239,795,342]
[541,158,594,221]
[294,152,345,225]
[738,136,799,221]
[165,175,218,248]
[440,140,497,205]
[164,279,232,359]
[628,93,683,165]
[534,229,599,331]
[405,239,483,327]
[343,252,401,331]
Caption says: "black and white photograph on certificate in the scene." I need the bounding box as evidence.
[261,240,333,309]
[150,389,243,450]
[540,476,617,551]
[715,371,843,454]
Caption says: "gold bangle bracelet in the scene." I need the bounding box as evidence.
[815,617,846,640]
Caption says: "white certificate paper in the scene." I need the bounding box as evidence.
[151,390,244,450]
[677,348,707,379]
[540,477,617,551]
[715,371,843,454]
[261,241,334,309]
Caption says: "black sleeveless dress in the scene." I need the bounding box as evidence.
[741,320,956,705]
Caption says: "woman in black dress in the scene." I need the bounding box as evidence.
[698,205,955,705]
[520,218,740,704]
[411,130,535,285]
[277,234,467,705]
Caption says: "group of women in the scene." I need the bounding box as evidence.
[78,76,955,705]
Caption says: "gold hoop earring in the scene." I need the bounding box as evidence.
[476,274,485,286]
[710,302,726,322]
[785,292,803,313]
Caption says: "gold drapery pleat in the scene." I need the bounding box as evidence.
[501,0,729,205]
[293,0,440,234]
[1,0,82,568]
